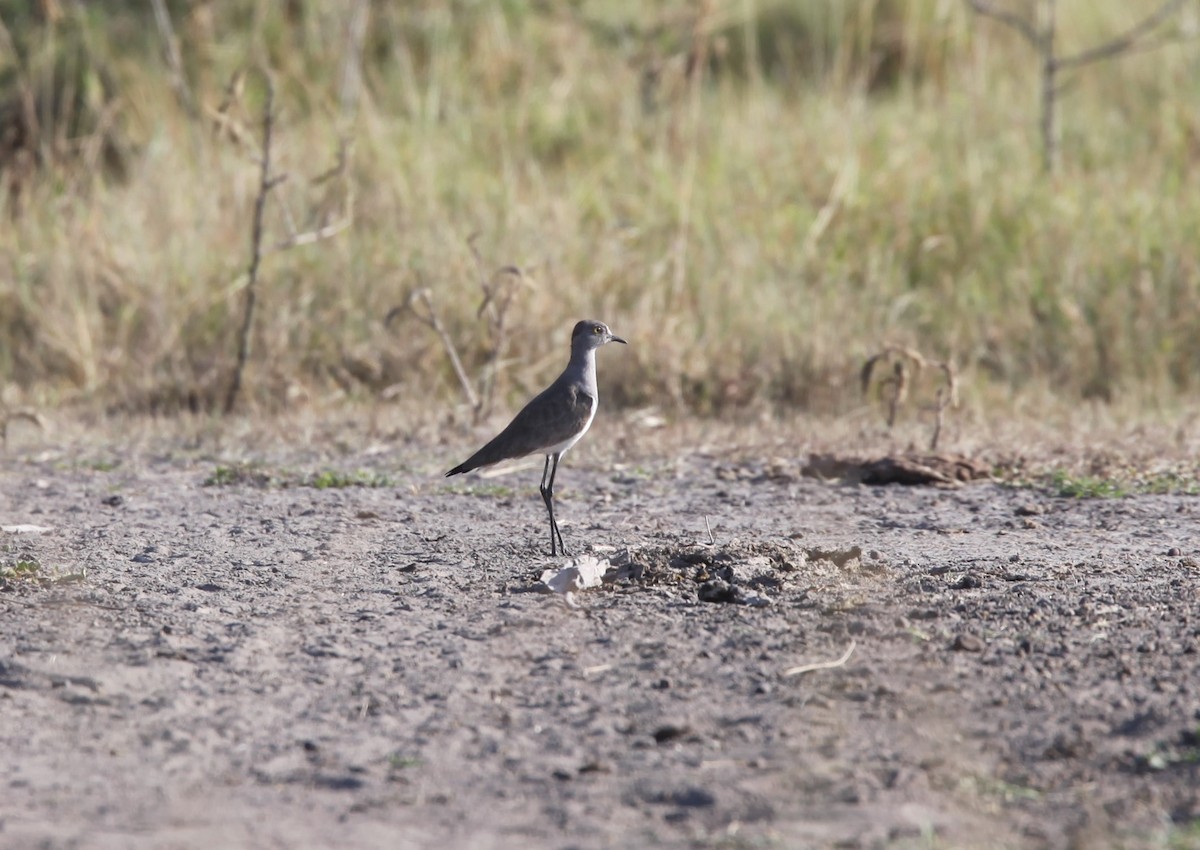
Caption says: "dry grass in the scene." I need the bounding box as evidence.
[1,1,1198,425]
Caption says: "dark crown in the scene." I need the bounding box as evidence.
[571,320,603,339]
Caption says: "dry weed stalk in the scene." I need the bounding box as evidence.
[468,235,524,422]
[394,282,479,414]
[269,137,353,255]
[966,0,1191,172]
[223,75,281,414]
[861,346,959,450]
[149,0,195,118]
[209,69,248,145]
[222,70,353,414]
[782,641,857,678]
[392,240,526,425]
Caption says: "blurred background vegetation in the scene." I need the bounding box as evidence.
[0,0,1198,423]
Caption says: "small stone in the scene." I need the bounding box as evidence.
[101,494,123,507]
[1167,547,1182,557]
[1015,503,1044,516]
[670,787,715,808]
[652,725,690,744]
[697,579,738,604]
[952,574,982,590]
[952,634,984,652]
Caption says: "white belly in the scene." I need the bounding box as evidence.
[545,404,596,457]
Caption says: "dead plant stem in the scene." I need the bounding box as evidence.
[224,74,282,414]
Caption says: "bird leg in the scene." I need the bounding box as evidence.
[540,453,566,556]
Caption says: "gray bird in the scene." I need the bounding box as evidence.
[446,319,627,556]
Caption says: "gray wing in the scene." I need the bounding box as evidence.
[446,381,594,475]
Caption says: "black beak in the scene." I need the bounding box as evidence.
[610,334,628,345]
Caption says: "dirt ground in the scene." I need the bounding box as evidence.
[1,411,1198,850]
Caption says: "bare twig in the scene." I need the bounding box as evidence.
[468,234,525,422]
[268,218,352,254]
[392,237,526,422]
[224,75,282,414]
[149,0,196,117]
[930,361,959,451]
[270,140,353,254]
[968,0,1058,170]
[1040,0,1058,172]
[862,345,922,428]
[1056,0,1191,71]
[965,0,1039,45]
[966,0,1191,172]
[311,137,352,186]
[398,286,480,412]
[210,68,249,144]
[216,71,353,412]
[782,641,857,678]
[886,361,909,428]
[269,137,354,253]
[703,515,715,546]
[862,346,957,450]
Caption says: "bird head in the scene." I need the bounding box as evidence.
[571,319,627,350]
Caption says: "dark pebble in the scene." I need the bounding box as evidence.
[653,725,690,744]
[952,634,984,652]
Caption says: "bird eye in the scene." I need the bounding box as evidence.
[592,325,603,335]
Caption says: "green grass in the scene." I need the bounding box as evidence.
[388,754,422,771]
[0,557,85,588]
[0,558,42,585]
[305,469,394,489]
[1039,467,1200,499]
[1047,470,1129,499]
[1167,819,1200,850]
[204,464,393,489]
[204,464,278,488]
[960,774,1042,804]
[1133,471,1200,496]
[2,2,1199,420]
